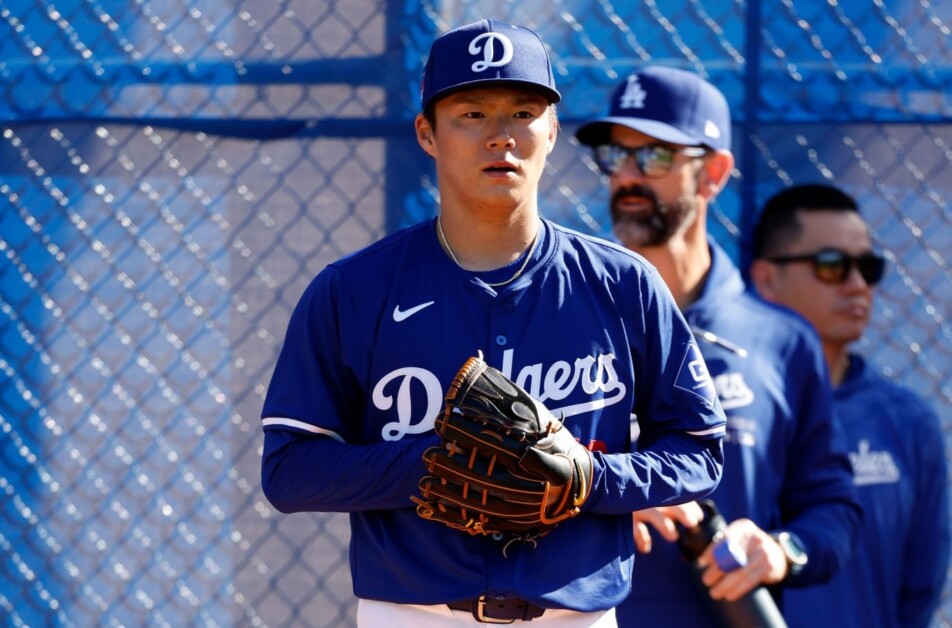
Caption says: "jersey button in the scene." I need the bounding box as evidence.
[495,335,507,346]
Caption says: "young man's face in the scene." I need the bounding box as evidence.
[755,209,877,348]
[606,126,706,249]
[415,87,557,213]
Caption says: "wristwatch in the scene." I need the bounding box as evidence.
[770,531,808,579]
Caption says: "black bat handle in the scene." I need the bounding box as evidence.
[677,499,788,628]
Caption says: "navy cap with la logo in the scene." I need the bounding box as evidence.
[576,66,731,152]
[420,19,561,111]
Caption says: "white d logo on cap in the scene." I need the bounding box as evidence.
[469,33,514,72]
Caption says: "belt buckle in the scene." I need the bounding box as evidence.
[475,596,515,624]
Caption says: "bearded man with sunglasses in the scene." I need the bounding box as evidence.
[750,184,950,628]
[575,68,861,626]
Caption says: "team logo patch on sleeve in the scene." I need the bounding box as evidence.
[674,343,717,406]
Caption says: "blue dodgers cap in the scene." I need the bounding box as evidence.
[575,66,731,151]
[420,19,561,111]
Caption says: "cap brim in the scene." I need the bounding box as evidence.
[575,117,703,148]
[425,79,561,110]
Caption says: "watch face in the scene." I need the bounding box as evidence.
[777,531,808,567]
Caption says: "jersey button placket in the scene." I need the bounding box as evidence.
[486,298,516,365]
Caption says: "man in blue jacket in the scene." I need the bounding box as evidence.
[750,183,949,628]
[575,67,861,625]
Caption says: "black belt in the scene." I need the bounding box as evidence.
[447,596,546,623]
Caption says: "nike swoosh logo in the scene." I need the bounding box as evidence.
[393,301,435,322]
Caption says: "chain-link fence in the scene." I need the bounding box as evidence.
[1,1,949,626]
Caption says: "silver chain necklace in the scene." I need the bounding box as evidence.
[436,216,539,288]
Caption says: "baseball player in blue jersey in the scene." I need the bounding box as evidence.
[575,68,861,626]
[260,22,725,626]
[750,183,950,628]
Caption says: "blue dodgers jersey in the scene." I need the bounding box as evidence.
[784,355,950,628]
[261,218,726,610]
[617,241,860,626]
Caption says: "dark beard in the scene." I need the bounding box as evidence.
[610,184,695,249]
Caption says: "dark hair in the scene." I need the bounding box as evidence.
[752,183,859,259]
[423,106,437,131]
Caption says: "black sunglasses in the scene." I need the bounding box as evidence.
[592,143,708,177]
[766,248,886,285]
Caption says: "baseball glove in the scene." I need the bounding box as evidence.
[411,353,593,548]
